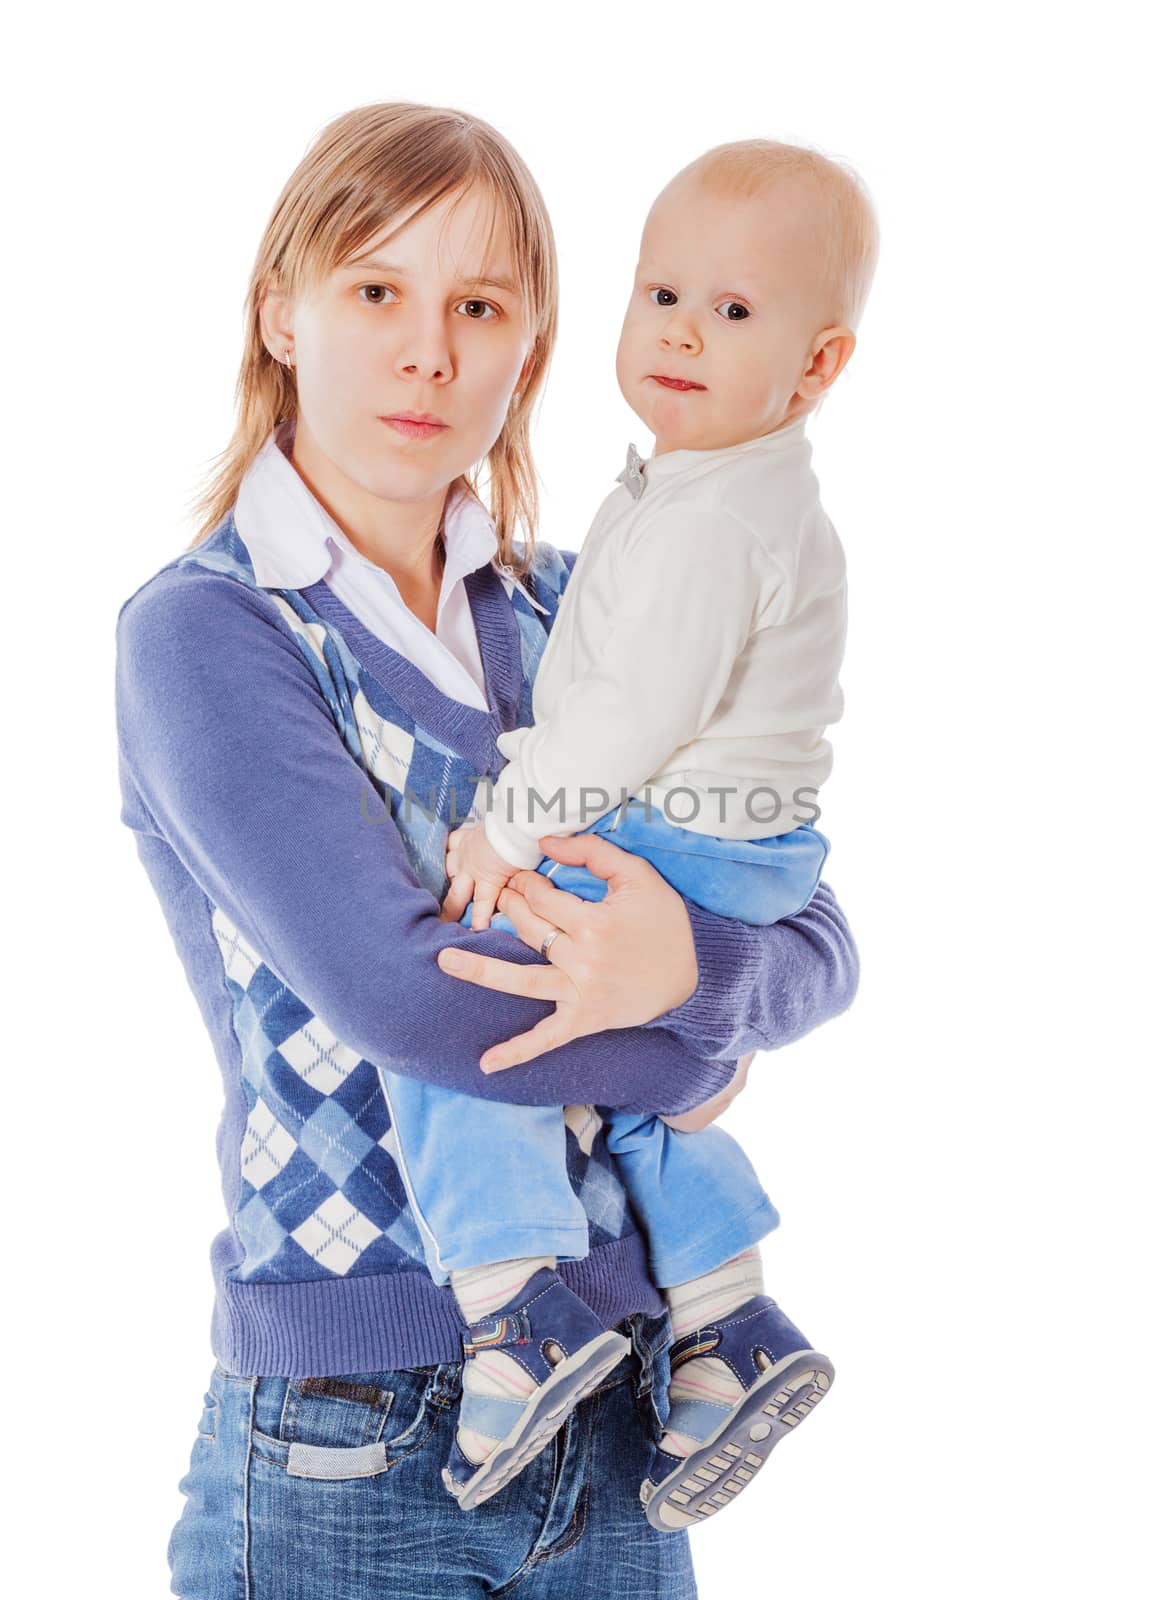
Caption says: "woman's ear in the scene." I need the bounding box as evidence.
[514,348,537,399]
[258,276,296,364]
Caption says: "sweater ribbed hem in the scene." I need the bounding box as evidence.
[211,1231,665,1378]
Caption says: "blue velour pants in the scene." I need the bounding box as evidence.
[380,803,828,1288]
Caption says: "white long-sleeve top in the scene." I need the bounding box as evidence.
[484,417,847,870]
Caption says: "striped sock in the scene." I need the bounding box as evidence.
[450,1257,555,1466]
[660,1247,765,1459]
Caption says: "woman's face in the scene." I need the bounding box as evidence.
[264,184,533,508]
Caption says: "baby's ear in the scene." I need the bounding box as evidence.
[798,327,856,399]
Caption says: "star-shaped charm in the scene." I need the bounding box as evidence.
[615,441,646,501]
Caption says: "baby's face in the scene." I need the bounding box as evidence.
[616,174,831,454]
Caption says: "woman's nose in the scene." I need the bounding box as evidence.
[396,318,455,382]
[398,354,453,381]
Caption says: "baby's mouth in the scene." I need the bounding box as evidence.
[650,374,706,391]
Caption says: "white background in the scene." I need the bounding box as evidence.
[5,2,1168,1595]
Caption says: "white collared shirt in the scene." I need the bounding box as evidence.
[234,422,515,710]
[486,418,847,866]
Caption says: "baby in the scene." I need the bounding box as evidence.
[382,139,878,1530]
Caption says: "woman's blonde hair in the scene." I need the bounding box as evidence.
[186,102,558,575]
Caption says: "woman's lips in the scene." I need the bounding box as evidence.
[650,375,706,391]
[380,416,449,440]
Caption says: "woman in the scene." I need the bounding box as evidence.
[115,101,858,1598]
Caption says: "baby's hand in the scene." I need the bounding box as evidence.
[659,1052,757,1133]
[440,820,518,930]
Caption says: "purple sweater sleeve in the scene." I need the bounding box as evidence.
[115,566,856,1115]
[653,885,858,1061]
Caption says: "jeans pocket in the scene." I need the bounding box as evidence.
[251,1365,448,1481]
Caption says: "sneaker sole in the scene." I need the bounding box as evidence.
[641,1349,834,1531]
[444,1329,630,1510]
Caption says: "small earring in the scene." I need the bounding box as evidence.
[284,348,295,370]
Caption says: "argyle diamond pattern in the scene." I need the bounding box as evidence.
[190,525,641,1285]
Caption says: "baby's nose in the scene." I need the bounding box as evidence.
[660,330,700,352]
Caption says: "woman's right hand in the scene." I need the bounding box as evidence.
[436,829,703,1074]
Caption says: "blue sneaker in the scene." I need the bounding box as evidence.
[441,1266,630,1510]
[640,1297,834,1531]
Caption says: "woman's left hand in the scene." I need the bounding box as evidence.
[436,831,699,1073]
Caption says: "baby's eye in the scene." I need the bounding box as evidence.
[716,300,751,322]
[359,284,397,306]
[457,299,500,321]
[649,287,678,308]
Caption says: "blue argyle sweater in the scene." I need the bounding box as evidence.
[116,512,860,1377]
[116,513,683,1376]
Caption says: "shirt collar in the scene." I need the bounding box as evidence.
[617,415,809,501]
[234,421,540,612]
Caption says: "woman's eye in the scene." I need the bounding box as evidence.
[457,299,499,321]
[716,300,751,322]
[649,287,678,308]
[359,284,396,305]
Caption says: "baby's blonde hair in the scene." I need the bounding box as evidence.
[187,102,559,575]
[674,139,879,331]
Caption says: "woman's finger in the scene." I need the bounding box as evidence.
[495,885,578,963]
[436,946,570,1001]
[481,1010,581,1073]
[537,830,651,885]
[503,871,594,939]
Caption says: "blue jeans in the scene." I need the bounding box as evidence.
[168,1309,696,1599]
[382,804,826,1287]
